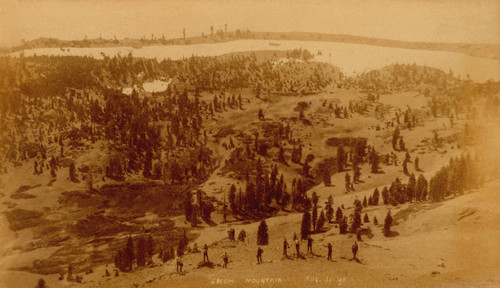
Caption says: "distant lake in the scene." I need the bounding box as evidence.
[10,40,500,82]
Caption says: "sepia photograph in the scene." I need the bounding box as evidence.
[1,0,500,287]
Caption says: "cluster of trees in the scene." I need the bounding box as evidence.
[379,174,429,206]
[348,98,372,116]
[286,48,314,61]
[99,88,215,184]
[391,127,406,151]
[299,192,328,240]
[363,187,381,207]
[240,160,291,216]
[184,189,215,224]
[0,49,337,172]
[114,235,155,272]
[353,64,458,91]
[322,101,350,118]
[429,154,482,201]
[298,193,357,239]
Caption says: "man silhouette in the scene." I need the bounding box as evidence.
[203,244,209,262]
[352,241,358,260]
[295,238,300,257]
[307,236,314,254]
[324,243,332,260]
[257,247,263,264]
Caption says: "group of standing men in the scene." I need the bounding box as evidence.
[176,236,360,274]
[283,236,359,261]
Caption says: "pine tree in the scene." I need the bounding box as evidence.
[373,187,380,205]
[238,187,243,213]
[276,174,284,203]
[37,278,46,288]
[69,162,78,182]
[312,205,318,231]
[136,236,146,267]
[382,186,389,205]
[125,236,135,271]
[229,184,237,216]
[185,191,193,222]
[257,220,269,245]
[258,108,264,120]
[384,210,393,237]
[362,196,367,207]
[370,150,380,173]
[414,156,421,171]
[143,148,153,178]
[325,195,334,223]
[363,213,369,223]
[50,157,57,178]
[238,230,247,242]
[311,191,319,207]
[278,145,286,164]
[202,201,214,221]
[197,189,203,214]
[416,174,428,201]
[301,212,312,239]
[392,127,400,150]
[316,210,325,232]
[339,216,348,234]
[373,216,378,225]
[399,137,406,151]
[245,182,256,212]
[350,199,363,233]
[407,174,416,201]
[335,207,343,223]
[405,151,411,163]
[146,235,154,260]
[281,191,290,210]
[403,159,409,176]
[430,167,448,202]
[345,173,351,191]
[177,230,188,256]
[352,159,361,183]
[323,168,331,186]
[337,146,345,172]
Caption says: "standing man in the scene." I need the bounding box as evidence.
[307,236,314,254]
[283,238,290,257]
[221,252,229,268]
[176,255,183,274]
[203,244,209,262]
[326,243,332,260]
[257,247,263,264]
[352,241,358,260]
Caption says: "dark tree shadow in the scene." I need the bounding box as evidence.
[295,253,307,260]
[384,230,400,238]
[197,261,215,269]
[350,258,363,264]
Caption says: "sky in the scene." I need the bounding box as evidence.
[1,0,500,48]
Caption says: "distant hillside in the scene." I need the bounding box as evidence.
[3,31,500,60]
